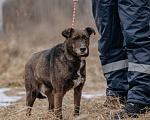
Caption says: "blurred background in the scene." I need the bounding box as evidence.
[1,0,96,33]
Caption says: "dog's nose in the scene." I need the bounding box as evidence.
[80,46,86,52]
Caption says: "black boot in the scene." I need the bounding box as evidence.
[112,103,146,119]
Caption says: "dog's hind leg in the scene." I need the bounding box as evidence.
[26,89,37,116]
[25,67,38,116]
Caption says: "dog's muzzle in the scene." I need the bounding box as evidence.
[80,46,86,53]
[76,46,88,56]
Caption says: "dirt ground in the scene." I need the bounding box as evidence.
[0,23,150,120]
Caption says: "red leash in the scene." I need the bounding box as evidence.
[72,0,78,28]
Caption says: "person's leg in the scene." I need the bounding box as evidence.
[114,0,150,118]
[119,0,150,106]
[92,0,129,101]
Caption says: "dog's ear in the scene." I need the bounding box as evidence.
[62,28,74,38]
[85,27,96,36]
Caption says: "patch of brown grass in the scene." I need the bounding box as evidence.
[1,90,150,120]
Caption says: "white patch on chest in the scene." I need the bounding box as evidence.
[73,59,85,88]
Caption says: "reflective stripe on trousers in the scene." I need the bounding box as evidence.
[102,59,128,74]
[102,60,150,75]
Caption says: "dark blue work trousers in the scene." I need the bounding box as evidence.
[92,0,150,106]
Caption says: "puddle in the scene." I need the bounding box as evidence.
[82,92,104,99]
[0,88,22,107]
[18,91,26,95]
[0,88,104,107]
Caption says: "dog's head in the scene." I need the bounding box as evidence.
[62,27,96,57]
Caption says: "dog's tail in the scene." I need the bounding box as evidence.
[37,92,46,99]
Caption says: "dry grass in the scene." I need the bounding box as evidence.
[0,23,150,120]
[1,91,150,120]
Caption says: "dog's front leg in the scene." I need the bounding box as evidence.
[74,84,84,116]
[54,92,63,119]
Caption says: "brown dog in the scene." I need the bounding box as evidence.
[25,27,95,119]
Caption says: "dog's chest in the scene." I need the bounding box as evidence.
[73,60,85,88]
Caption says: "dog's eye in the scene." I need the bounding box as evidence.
[82,36,88,40]
[84,37,88,40]
[73,37,79,40]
